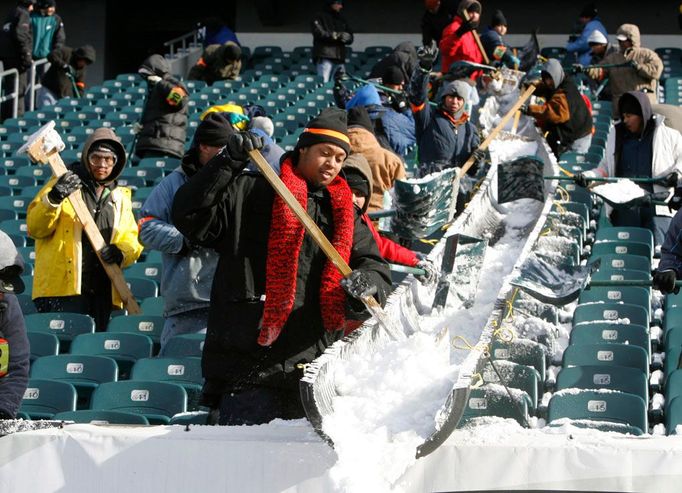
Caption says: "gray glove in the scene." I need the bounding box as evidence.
[471,148,486,162]
[47,171,82,204]
[338,32,352,44]
[225,131,265,163]
[415,258,438,285]
[341,270,378,300]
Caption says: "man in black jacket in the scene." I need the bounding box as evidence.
[37,44,95,107]
[134,54,189,162]
[311,0,353,83]
[0,0,34,119]
[172,108,392,425]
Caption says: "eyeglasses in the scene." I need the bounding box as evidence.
[88,153,116,167]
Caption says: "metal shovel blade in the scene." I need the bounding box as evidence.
[497,156,546,204]
[590,183,669,210]
[510,254,601,306]
[432,234,488,310]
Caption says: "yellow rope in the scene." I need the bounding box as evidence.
[503,288,520,322]
[492,325,516,343]
[419,238,439,246]
[451,334,488,352]
[556,185,570,202]
[558,166,574,178]
[553,200,567,215]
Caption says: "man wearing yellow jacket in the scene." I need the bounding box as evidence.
[27,128,143,330]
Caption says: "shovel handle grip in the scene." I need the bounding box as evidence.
[389,264,426,276]
[367,209,396,219]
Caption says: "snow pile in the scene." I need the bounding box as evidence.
[591,179,647,205]
[488,139,539,165]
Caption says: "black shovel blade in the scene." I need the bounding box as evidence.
[591,184,669,209]
[497,156,546,204]
[510,254,601,306]
[432,234,460,310]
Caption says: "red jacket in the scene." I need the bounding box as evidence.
[363,214,419,267]
[439,16,483,76]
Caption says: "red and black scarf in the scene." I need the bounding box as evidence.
[258,158,355,346]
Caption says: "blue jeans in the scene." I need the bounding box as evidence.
[316,59,344,83]
[158,308,209,356]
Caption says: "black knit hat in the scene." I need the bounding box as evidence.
[347,106,374,134]
[579,3,597,18]
[491,9,507,27]
[195,112,235,146]
[382,66,405,85]
[74,45,96,64]
[345,168,370,198]
[295,107,351,156]
[37,0,55,8]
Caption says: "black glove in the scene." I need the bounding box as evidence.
[417,40,439,70]
[47,171,82,204]
[333,65,348,84]
[415,258,438,285]
[571,64,584,74]
[669,187,682,211]
[225,131,265,163]
[100,244,124,265]
[341,270,378,300]
[653,269,679,294]
[338,31,352,44]
[454,19,476,37]
[573,173,589,188]
[658,172,678,188]
[471,148,486,162]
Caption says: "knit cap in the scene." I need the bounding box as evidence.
[295,108,351,156]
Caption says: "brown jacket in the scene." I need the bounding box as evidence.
[587,24,663,117]
[348,127,406,213]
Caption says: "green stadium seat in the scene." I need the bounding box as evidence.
[591,240,652,261]
[481,360,541,410]
[0,156,30,173]
[556,364,648,401]
[24,312,95,351]
[118,167,165,186]
[26,331,59,362]
[592,253,651,274]
[458,384,531,427]
[126,276,159,300]
[139,296,165,317]
[69,332,153,378]
[116,175,147,189]
[53,409,150,425]
[577,286,651,317]
[562,343,649,374]
[162,333,205,358]
[136,156,181,172]
[665,395,682,434]
[125,262,162,283]
[141,249,162,263]
[107,315,164,345]
[573,302,649,328]
[20,378,77,419]
[570,322,650,355]
[130,357,202,409]
[0,176,37,194]
[89,380,187,425]
[548,389,646,435]
[0,219,28,238]
[490,338,547,380]
[590,268,651,283]
[15,165,51,185]
[30,354,118,408]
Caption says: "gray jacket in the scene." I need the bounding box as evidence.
[0,294,29,418]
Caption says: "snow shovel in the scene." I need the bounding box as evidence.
[18,122,141,314]
[497,156,546,204]
[247,148,406,342]
[462,9,490,65]
[588,183,669,209]
[545,173,677,186]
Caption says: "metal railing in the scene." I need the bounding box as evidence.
[163,29,201,58]
[0,67,19,119]
[27,58,50,112]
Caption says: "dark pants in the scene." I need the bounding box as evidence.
[34,294,113,332]
[216,386,305,426]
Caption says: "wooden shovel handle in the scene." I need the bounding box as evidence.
[462,10,490,65]
[458,85,536,178]
[26,139,141,314]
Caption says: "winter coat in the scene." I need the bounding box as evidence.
[368,42,418,85]
[0,295,29,418]
[439,0,483,75]
[26,128,143,307]
[528,62,592,156]
[30,11,64,59]
[40,45,91,98]
[138,164,219,318]
[586,95,682,218]
[171,151,391,394]
[587,24,663,118]
[480,27,516,69]
[348,126,406,213]
[566,17,608,66]
[136,55,189,159]
[187,42,242,84]
[311,6,353,63]
[408,68,480,172]
[0,4,33,71]
[659,209,682,274]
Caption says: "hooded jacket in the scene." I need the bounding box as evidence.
[408,68,480,174]
[136,54,189,159]
[347,125,406,212]
[0,231,29,418]
[439,0,483,75]
[41,45,94,98]
[586,91,682,217]
[187,42,242,84]
[311,3,353,63]
[26,128,143,306]
[171,149,391,395]
[343,155,418,267]
[528,59,593,155]
[368,42,418,85]
[587,24,663,118]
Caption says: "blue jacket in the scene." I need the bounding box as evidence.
[139,168,219,317]
[566,18,608,66]
[660,209,682,275]
[408,69,479,174]
[0,294,29,418]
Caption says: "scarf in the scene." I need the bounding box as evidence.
[258,158,355,346]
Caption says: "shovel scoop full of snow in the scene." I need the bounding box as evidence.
[510,254,601,305]
[590,179,668,209]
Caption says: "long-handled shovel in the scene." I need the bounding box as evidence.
[247,149,405,341]
[462,9,490,65]
[545,173,676,186]
[18,122,141,314]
